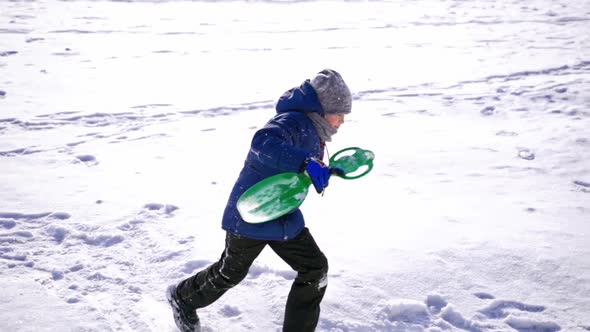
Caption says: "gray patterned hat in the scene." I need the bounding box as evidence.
[310,69,352,115]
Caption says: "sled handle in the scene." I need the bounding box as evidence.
[329,147,375,180]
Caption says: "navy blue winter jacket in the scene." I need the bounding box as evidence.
[221,80,325,241]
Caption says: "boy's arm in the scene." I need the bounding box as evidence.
[248,116,311,172]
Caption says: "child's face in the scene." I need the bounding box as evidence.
[324,113,346,130]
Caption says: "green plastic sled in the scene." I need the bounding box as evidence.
[237,147,374,223]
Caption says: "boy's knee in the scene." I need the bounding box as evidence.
[297,255,329,285]
[317,257,329,288]
[218,263,250,287]
[202,262,249,290]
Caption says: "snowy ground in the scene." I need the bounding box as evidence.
[1,0,589,331]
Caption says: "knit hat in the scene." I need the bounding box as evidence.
[309,69,352,115]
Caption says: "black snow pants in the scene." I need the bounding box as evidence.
[175,227,329,332]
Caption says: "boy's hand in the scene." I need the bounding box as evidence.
[304,158,331,194]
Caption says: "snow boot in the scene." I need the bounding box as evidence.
[166,284,201,332]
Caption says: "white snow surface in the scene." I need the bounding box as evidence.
[1,0,589,331]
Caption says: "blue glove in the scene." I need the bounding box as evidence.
[304,158,337,194]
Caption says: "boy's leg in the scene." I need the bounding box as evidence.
[175,232,266,310]
[269,228,329,332]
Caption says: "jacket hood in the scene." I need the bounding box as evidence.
[275,80,324,115]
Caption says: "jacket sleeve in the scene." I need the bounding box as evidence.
[248,114,312,172]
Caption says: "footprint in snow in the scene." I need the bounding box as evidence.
[219,305,241,318]
[517,148,535,160]
[474,292,495,300]
[143,203,179,215]
[73,154,98,166]
[478,299,545,319]
[573,180,590,193]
